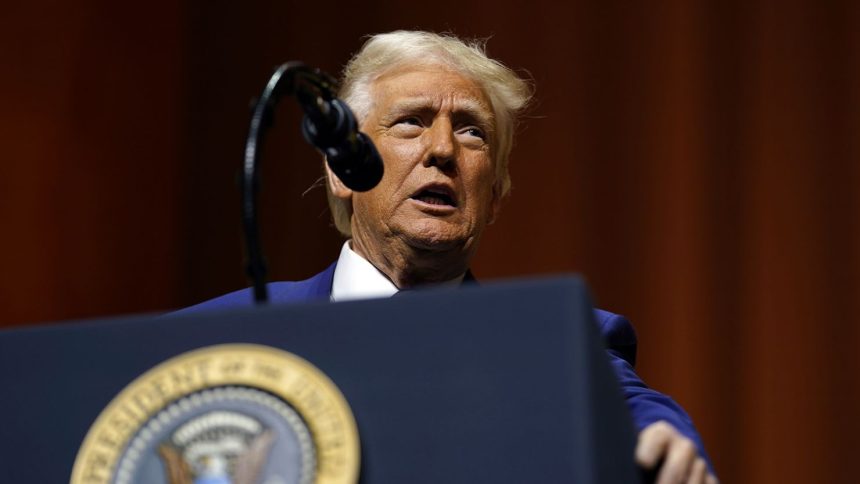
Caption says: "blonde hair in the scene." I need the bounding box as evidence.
[328,30,533,236]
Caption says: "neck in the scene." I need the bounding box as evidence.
[349,235,472,288]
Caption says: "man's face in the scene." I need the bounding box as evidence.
[347,65,501,253]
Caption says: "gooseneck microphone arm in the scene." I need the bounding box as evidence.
[242,62,384,304]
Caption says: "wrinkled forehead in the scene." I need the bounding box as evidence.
[365,63,495,124]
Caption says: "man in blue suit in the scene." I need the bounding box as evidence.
[183,31,717,483]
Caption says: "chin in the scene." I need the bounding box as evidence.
[401,226,467,252]
[392,215,477,252]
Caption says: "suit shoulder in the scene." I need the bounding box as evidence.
[169,263,336,316]
[593,308,638,367]
[168,281,301,316]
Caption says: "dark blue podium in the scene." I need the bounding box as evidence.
[0,276,639,483]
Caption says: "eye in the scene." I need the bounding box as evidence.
[397,116,422,126]
[458,126,486,141]
[389,116,424,138]
[465,127,486,139]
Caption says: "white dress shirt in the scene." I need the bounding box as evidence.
[331,242,399,302]
[330,241,464,302]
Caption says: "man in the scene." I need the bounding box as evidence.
[182,31,717,483]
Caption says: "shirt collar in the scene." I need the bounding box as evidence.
[330,241,465,302]
[331,241,398,302]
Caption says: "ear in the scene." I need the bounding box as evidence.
[324,160,353,201]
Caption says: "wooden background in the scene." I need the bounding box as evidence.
[3,1,858,481]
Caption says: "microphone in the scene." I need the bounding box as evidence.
[299,95,384,192]
[242,62,383,304]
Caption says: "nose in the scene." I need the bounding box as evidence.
[423,118,457,170]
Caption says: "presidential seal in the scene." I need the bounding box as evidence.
[71,344,360,484]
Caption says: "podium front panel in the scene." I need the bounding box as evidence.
[0,276,638,483]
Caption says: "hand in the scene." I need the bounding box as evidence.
[636,420,718,484]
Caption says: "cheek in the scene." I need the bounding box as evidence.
[351,189,391,231]
[465,158,498,215]
[351,144,416,220]
[374,140,423,193]
[379,139,424,171]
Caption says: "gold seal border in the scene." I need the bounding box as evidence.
[70,344,360,484]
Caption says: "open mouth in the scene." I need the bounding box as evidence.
[411,186,457,207]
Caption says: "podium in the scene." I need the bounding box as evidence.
[0,276,639,483]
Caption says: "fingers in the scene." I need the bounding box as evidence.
[688,458,707,483]
[637,420,715,484]
[636,421,674,469]
[683,459,720,484]
[656,433,696,484]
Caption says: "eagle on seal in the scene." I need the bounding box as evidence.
[158,429,275,484]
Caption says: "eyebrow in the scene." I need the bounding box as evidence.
[385,97,495,131]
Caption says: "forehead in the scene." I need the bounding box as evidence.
[367,64,494,118]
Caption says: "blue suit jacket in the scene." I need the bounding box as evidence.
[177,263,712,468]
